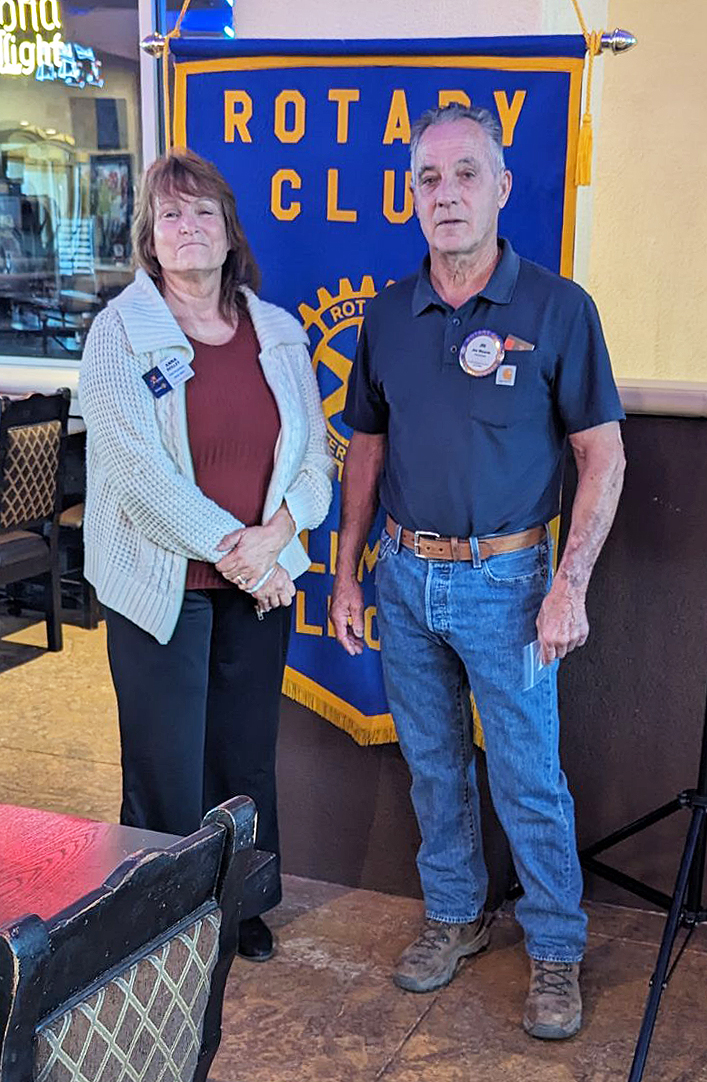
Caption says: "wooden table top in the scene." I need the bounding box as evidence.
[0,804,181,926]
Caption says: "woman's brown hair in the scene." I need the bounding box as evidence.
[131,148,261,320]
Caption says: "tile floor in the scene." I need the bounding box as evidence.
[0,616,704,1082]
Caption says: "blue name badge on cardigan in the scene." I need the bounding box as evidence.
[142,367,172,398]
[142,357,194,398]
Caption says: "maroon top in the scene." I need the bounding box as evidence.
[185,313,280,591]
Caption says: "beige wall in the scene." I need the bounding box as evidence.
[235,0,544,38]
[234,0,608,38]
[588,0,707,379]
[234,0,700,381]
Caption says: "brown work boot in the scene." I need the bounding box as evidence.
[523,959,582,1039]
[393,915,491,993]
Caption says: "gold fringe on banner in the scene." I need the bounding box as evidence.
[569,0,604,186]
[282,669,398,746]
[284,669,484,750]
[472,697,485,749]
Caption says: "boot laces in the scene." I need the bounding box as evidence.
[533,960,573,998]
[412,922,452,956]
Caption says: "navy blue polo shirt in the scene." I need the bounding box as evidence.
[343,238,624,538]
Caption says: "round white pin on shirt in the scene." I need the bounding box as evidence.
[459,329,505,377]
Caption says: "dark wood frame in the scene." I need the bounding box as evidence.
[0,389,70,650]
[58,501,100,630]
[0,796,260,1082]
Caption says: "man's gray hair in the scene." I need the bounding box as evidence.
[409,103,506,180]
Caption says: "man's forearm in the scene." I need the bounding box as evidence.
[555,424,626,596]
[337,431,386,578]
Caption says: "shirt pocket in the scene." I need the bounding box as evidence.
[467,354,548,427]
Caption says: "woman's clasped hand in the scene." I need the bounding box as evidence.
[216,503,296,596]
[251,565,297,615]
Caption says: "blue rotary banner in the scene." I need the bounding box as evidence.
[171,36,586,744]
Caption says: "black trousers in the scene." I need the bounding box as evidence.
[105,589,291,914]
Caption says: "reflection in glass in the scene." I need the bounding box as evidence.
[0,0,141,360]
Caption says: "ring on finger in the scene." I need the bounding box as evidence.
[235,574,246,587]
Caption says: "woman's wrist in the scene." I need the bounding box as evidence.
[267,505,296,550]
[246,565,276,593]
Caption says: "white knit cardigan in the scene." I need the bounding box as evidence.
[79,269,334,644]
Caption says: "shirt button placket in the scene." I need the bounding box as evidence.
[445,316,460,359]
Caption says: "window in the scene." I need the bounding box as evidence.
[0,0,142,361]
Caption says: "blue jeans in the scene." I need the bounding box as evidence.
[375,529,587,963]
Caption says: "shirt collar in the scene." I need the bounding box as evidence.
[110,269,189,355]
[411,237,520,315]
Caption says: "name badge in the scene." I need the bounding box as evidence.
[142,357,194,398]
[161,356,194,388]
[459,329,505,377]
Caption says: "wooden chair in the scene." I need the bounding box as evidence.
[0,390,70,651]
[58,502,100,630]
[0,796,262,1082]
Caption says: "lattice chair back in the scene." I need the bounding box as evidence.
[0,796,257,1082]
[0,391,70,532]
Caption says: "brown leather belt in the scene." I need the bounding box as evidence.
[385,515,545,562]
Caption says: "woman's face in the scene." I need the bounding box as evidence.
[152,189,229,277]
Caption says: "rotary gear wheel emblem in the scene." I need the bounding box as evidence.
[299,276,381,477]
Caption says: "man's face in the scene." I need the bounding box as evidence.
[412,119,512,259]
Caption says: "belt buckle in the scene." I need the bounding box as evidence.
[413,530,440,557]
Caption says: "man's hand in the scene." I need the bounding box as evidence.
[536,581,589,664]
[216,506,295,590]
[534,420,624,665]
[252,564,296,614]
[331,574,366,656]
[331,431,385,655]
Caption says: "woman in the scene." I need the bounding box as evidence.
[79,149,333,960]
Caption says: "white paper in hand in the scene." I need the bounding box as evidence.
[523,639,548,691]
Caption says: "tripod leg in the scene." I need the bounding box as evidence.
[685,809,707,918]
[686,684,707,920]
[628,806,706,1082]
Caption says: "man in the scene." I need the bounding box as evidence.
[331,103,625,1041]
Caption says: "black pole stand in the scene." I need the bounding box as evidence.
[579,688,707,1082]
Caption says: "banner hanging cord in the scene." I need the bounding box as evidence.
[162,0,194,151]
[569,0,604,185]
[160,0,603,173]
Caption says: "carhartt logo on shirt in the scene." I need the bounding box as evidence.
[496,365,517,387]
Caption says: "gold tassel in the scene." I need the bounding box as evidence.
[568,0,604,187]
[161,0,195,152]
[575,111,594,186]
